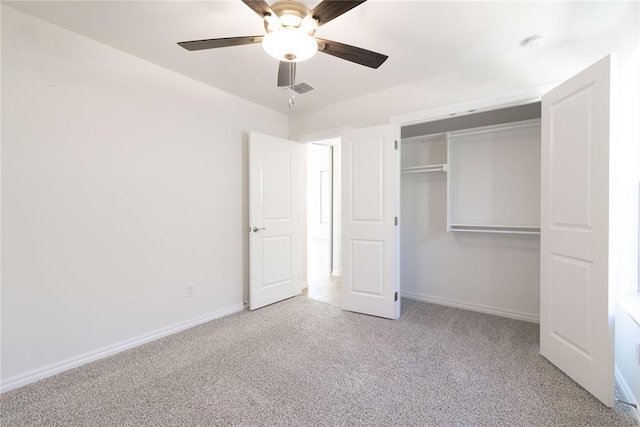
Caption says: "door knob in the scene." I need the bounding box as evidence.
[252,226,266,233]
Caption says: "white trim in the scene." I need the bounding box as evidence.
[292,125,352,143]
[0,303,245,393]
[447,118,540,137]
[615,364,640,423]
[302,134,343,287]
[301,281,309,290]
[401,291,539,323]
[388,83,557,128]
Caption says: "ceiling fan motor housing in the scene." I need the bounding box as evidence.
[261,1,319,62]
[265,1,311,32]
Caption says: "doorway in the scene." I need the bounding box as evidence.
[304,138,341,305]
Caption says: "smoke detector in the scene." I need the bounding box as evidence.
[523,35,543,49]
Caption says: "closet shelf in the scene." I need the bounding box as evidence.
[401,164,448,174]
[448,224,541,235]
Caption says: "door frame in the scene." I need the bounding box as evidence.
[387,83,557,306]
[296,127,352,291]
[387,84,557,129]
[306,141,335,285]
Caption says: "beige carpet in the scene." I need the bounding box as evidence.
[1,297,637,426]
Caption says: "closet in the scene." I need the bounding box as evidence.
[400,103,542,321]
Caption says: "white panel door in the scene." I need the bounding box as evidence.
[341,125,400,319]
[249,131,300,310]
[540,55,614,406]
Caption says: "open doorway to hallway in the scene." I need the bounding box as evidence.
[303,139,341,306]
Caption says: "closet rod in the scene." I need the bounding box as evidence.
[401,164,448,173]
[448,224,540,235]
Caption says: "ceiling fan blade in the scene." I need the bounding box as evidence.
[178,36,263,51]
[241,0,280,23]
[304,0,366,28]
[316,38,388,69]
[277,61,296,87]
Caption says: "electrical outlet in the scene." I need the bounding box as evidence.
[186,285,195,298]
[635,342,640,365]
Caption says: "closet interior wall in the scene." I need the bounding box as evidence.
[400,104,542,322]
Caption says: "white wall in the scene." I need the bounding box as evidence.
[1,6,287,388]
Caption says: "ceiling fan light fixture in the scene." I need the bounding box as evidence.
[264,14,281,32]
[280,14,302,28]
[262,28,318,62]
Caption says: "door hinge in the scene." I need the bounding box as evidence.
[394,140,399,150]
[395,216,398,226]
[394,292,398,301]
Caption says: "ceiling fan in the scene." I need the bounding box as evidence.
[177,0,388,89]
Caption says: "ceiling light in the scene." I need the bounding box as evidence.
[262,28,318,62]
[280,14,302,28]
[264,14,281,32]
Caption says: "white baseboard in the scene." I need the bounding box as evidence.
[616,364,640,423]
[0,303,245,393]
[331,270,342,277]
[301,281,309,290]
[401,291,540,323]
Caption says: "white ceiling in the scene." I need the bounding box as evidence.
[4,1,630,115]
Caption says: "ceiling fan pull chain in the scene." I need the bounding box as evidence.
[288,61,295,108]
[288,91,295,109]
